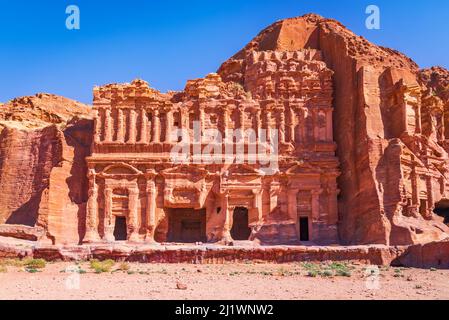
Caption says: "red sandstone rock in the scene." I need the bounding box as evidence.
[0,14,448,255]
[0,224,45,241]
[218,14,449,246]
[0,94,92,245]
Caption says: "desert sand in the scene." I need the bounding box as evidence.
[0,261,447,300]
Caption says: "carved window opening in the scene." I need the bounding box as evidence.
[299,217,309,241]
[113,216,127,241]
[167,208,206,243]
[231,207,251,240]
[434,200,449,224]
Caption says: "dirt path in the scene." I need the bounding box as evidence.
[0,261,447,300]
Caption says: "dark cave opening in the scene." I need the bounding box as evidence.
[434,200,449,224]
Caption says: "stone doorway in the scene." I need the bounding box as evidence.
[231,207,251,240]
[113,216,127,241]
[434,200,449,224]
[167,208,206,243]
[299,217,310,241]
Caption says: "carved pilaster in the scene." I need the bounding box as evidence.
[287,188,299,221]
[311,189,322,222]
[199,107,205,134]
[240,106,245,134]
[83,171,100,243]
[221,193,232,243]
[165,110,173,143]
[104,108,112,142]
[139,108,148,143]
[265,108,272,142]
[255,109,261,142]
[252,189,263,222]
[93,109,101,144]
[117,108,125,143]
[289,107,295,143]
[104,187,114,242]
[128,188,140,242]
[128,109,137,143]
[145,179,157,243]
[152,109,160,143]
[279,108,286,143]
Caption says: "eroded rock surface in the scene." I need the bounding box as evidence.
[0,14,449,252]
[218,14,449,246]
[0,94,92,244]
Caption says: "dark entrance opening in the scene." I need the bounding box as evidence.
[434,200,449,224]
[168,209,206,243]
[114,216,128,241]
[299,217,309,241]
[231,207,251,240]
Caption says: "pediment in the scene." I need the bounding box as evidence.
[161,165,208,178]
[225,164,263,176]
[101,163,142,176]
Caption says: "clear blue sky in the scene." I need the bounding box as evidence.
[0,0,448,104]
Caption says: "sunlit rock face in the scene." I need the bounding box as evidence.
[1,14,449,248]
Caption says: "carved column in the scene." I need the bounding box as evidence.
[128,109,137,143]
[205,197,216,242]
[416,105,422,134]
[145,180,157,243]
[289,107,295,143]
[199,107,205,134]
[287,188,298,221]
[252,189,263,222]
[152,109,161,143]
[255,109,261,142]
[93,109,101,144]
[279,108,286,143]
[221,193,232,243]
[128,187,140,242]
[222,107,229,142]
[139,108,148,143]
[84,172,100,243]
[165,110,173,143]
[240,107,245,134]
[117,108,125,143]
[265,109,272,142]
[103,187,115,242]
[104,108,113,142]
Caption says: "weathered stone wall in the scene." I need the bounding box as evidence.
[218,14,449,246]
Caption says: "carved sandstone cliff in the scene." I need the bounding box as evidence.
[218,14,449,245]
[0,14,449,248]
[0,94,92,244]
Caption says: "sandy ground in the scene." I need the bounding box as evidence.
[0,261,448,300]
